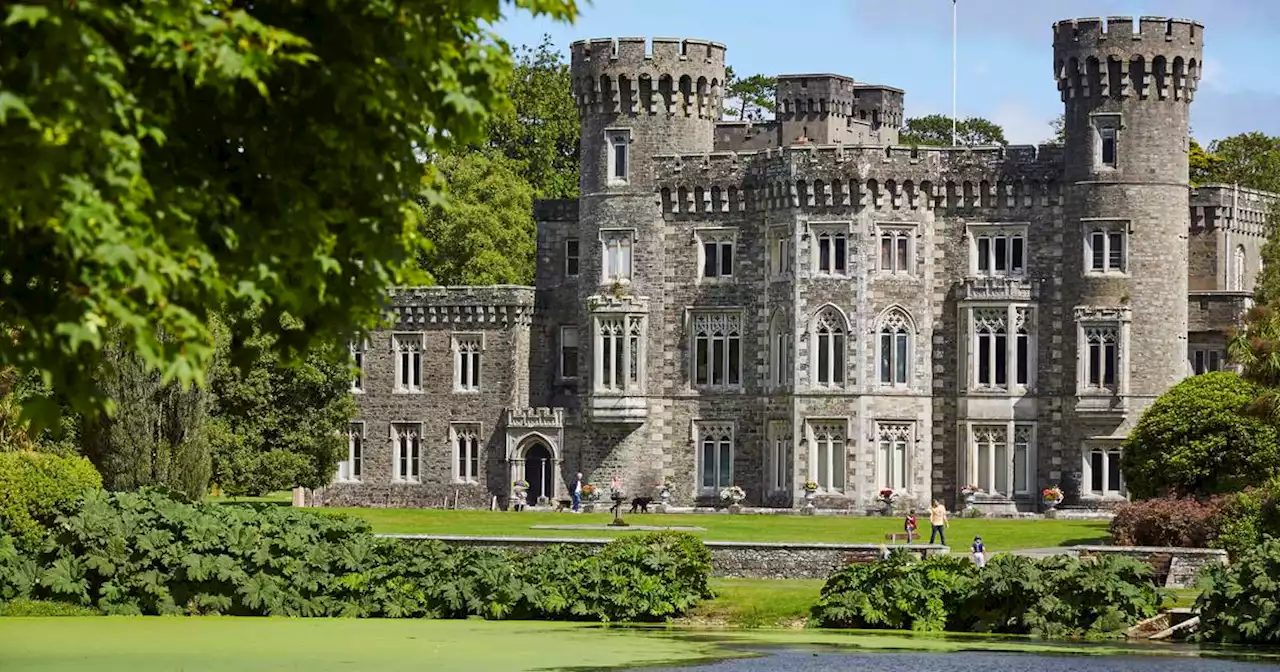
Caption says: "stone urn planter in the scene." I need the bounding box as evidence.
[802,483,818,516]
[655,486,671,513]
[1042,486,1064,516]
[960,485,981,511]
[721,486,746,514]
[512,480,529,510]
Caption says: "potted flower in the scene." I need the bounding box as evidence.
[654,482,670,505]
[580,483,599,513]
[960,484,981,509]
[802,481,819,503]
[878,488,901,515]
[720,485,746,505]
[1042,485,1064,511]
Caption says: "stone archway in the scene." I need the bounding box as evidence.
[522,440,555,505]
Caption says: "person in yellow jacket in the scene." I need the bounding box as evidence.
[928,500,949,545]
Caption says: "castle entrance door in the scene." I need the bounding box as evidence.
[523,442,554,505]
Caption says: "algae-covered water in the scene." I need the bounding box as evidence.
[635,649,1280,671]
[1,617,1276,671]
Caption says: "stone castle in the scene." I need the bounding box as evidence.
[316,16,1273,514]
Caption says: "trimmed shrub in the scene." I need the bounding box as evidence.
[0,489,711,622]
[1109,496,1225,548]
[1197,537,1280,645]
[0,451,102,550]
[1121,372,1280,499]
[811,552,1161,638]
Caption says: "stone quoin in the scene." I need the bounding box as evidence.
[314,17,1274,514]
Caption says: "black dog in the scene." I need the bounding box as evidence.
[628,497,652,514]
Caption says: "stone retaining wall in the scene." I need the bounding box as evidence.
[1074,545,1228,588]
[382,535,949,580]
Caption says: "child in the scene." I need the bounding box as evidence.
[971,535,986,568]
[904,510,918,544]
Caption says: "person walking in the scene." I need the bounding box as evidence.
[971,535,986,568]
[571,472,584,513]
[903,509,918,544]
[928,500,949,545]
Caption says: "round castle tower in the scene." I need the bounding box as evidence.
[1054,17,1203,492]
[568,38,726,476]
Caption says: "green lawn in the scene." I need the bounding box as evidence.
[688,578,825,628]
[319,507,1110,551]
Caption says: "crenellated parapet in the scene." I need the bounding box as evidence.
[570,37,727,119]
[1053,16,1203,102]
[1191,184,1278,238]
[652,144,1066,215]
[387,286,536,327]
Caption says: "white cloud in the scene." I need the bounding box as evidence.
[989,99,1056,145]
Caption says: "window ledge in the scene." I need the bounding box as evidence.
[393,389,425,395]
[453,389,482,394]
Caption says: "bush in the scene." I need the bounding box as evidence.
[811,552,1161,638]
[0,489,712,622]
[1109,496,1225,548]
[0,598,101,617]
[811,551,977,631]
[0,451,102,550]
[1197,537,1280,645]
[1213,478,1280,559]
[1121,372,1280,499]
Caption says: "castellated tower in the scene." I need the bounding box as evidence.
[1054,17,1203,501]
[569,38,726,486]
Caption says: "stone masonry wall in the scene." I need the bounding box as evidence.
[1075,545,1228,589]
[313,287,535,509]
[385,535,946,580]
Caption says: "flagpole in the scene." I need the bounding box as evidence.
[951,0,958,146]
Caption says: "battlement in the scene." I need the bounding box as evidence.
[1052,16,1202,46]
[571,37,727,119]
[387,286,536,327]
[570,37,726,66]
[651,144,1066,215]
[1053,16,1203,103]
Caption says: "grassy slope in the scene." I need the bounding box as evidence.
[319,508,1110,551]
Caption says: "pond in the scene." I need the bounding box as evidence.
[632,649,1280,671]
[2,618,1277,672]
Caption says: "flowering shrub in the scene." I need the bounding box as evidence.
[803,481,819,492]
[580,483,599,500]
[512,479,529,489]
[878,488,900,502]
[1109,496,1224,548]
[1042,486,1064,502]
[720,485,745,502]
[960,484,982,496]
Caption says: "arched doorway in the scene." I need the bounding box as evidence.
[523,441,554,504]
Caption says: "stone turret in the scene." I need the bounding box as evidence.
[1054,16,1203,501]
[568,37,727,495]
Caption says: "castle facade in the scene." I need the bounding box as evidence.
[316,17,1273,513]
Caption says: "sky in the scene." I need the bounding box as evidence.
[495,0,1280,145]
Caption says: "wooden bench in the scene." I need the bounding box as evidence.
[885,532,921,544]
